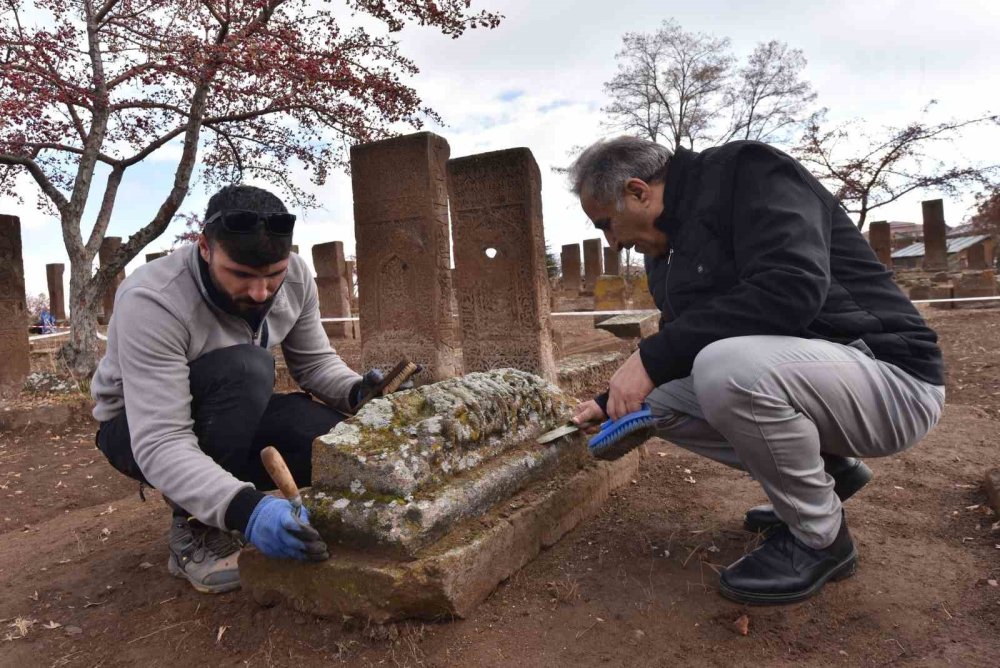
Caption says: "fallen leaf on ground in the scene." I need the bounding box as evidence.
[217,625,228,643]
[733,614,749,636]
[64,626,82,636]
[42,621,62,630]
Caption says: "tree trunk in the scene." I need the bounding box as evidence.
[57,253,103,379]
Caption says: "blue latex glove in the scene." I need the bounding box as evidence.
[244,497,329,561]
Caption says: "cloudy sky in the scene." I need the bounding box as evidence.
[7,0,1000,299]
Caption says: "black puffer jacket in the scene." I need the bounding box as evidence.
[635,141,944,387]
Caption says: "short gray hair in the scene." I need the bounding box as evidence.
[568,136,673,209]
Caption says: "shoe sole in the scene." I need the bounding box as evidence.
[167,555,241,595]
[743,461,875,533]
[718,550,858,605]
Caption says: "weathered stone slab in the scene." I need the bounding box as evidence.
[241,446,646,622]
[313,241,352,338]
[98,237,125,325]
[929,284,954,310]
[603,247,621,275]
[868,221,892,269]
[447,148,557,381]
[561,243,582,293]
[965,243,988,270]
[593,276,628,325]
[954,270,997,300]
[921,199,948,271]
[596,311,658,339]
[310,369,574,556]
[351,132,459,380]
[45,263,66,321]
[629,274,656,310]
[583,238,603,289]
[557,350,628,398]
[0,214,30,391]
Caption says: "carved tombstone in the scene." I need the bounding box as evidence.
[560,243,582,293]
[603,247,621,276]
[868,221,893,269]
[921,199,948,271]
[98,237,126,325]
[447,148,557,382]
[46,263,66,321]
[351,132,459,380]
[0,215,30,390]
[582,238,603,289]
[312,241,352,338]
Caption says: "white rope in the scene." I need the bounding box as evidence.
[910,295,1000,304]
[27,329,71,342]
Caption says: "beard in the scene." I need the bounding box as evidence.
[205,262,280,320]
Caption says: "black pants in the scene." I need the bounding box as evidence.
[96,344,346,503]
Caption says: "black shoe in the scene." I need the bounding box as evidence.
[719,514,858,605]
[743,455,873,533]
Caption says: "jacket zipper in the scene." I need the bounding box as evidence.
[664,247,676,319]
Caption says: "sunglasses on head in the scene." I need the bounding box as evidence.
[203,209,296,236]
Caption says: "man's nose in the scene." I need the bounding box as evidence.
[248,281,271,302]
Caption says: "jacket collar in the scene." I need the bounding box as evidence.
[654,146,696,238]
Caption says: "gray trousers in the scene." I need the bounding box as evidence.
[647,336,945,549]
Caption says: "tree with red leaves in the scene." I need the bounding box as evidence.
[0,0,500,375]
[795,103,999,230]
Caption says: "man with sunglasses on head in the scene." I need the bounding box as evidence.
[91,185,383,594]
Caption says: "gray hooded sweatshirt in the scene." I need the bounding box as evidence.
[91,244,360,529]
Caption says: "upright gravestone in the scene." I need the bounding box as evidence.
[560,243,582,293]
[99,237,125,325]
[582,238,603,290]
[447,148,557,382]
[603,247,621,276]
[46,263,66,321]
[0,215,30,391]
[312,241,352,338]
[145,251,168,263]
[921,199,948,272]
[351,132,459,380]
[965,243,988,271]
[868,221,893,269]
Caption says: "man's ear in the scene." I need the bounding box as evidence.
[624,178,650,204]
[198,234,212,263]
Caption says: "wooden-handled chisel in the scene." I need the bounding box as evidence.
[260,446,303,516]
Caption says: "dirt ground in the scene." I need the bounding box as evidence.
[1,307,999,667]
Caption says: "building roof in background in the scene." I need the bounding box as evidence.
[891,235,991,259]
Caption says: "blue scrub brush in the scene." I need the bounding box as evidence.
[587,404,655,461]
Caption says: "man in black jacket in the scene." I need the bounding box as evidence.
[569,136,945,604]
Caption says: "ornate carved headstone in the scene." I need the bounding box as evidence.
[603,247,621,276]
[99,237,125,325]
[46,263,66,321]
[582,238,603,289]
[0,215,30,390]
[351,132,459,380]
[868,221,893,269]
[560,243,581,293]
[446,148,557,381]
[312,241,352,338]
[921,199,948,271]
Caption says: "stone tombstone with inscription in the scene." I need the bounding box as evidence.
[0,215,30,390]
[99,237,126,325]
[46,263,66,321]
[312,241,352,338]
[921,199,948,272]
[560,243,582,293]
[447,148,557,382]
[351,132,459,380]
[582,238,603,289]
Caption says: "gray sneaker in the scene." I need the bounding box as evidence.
[166,516,243,594]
